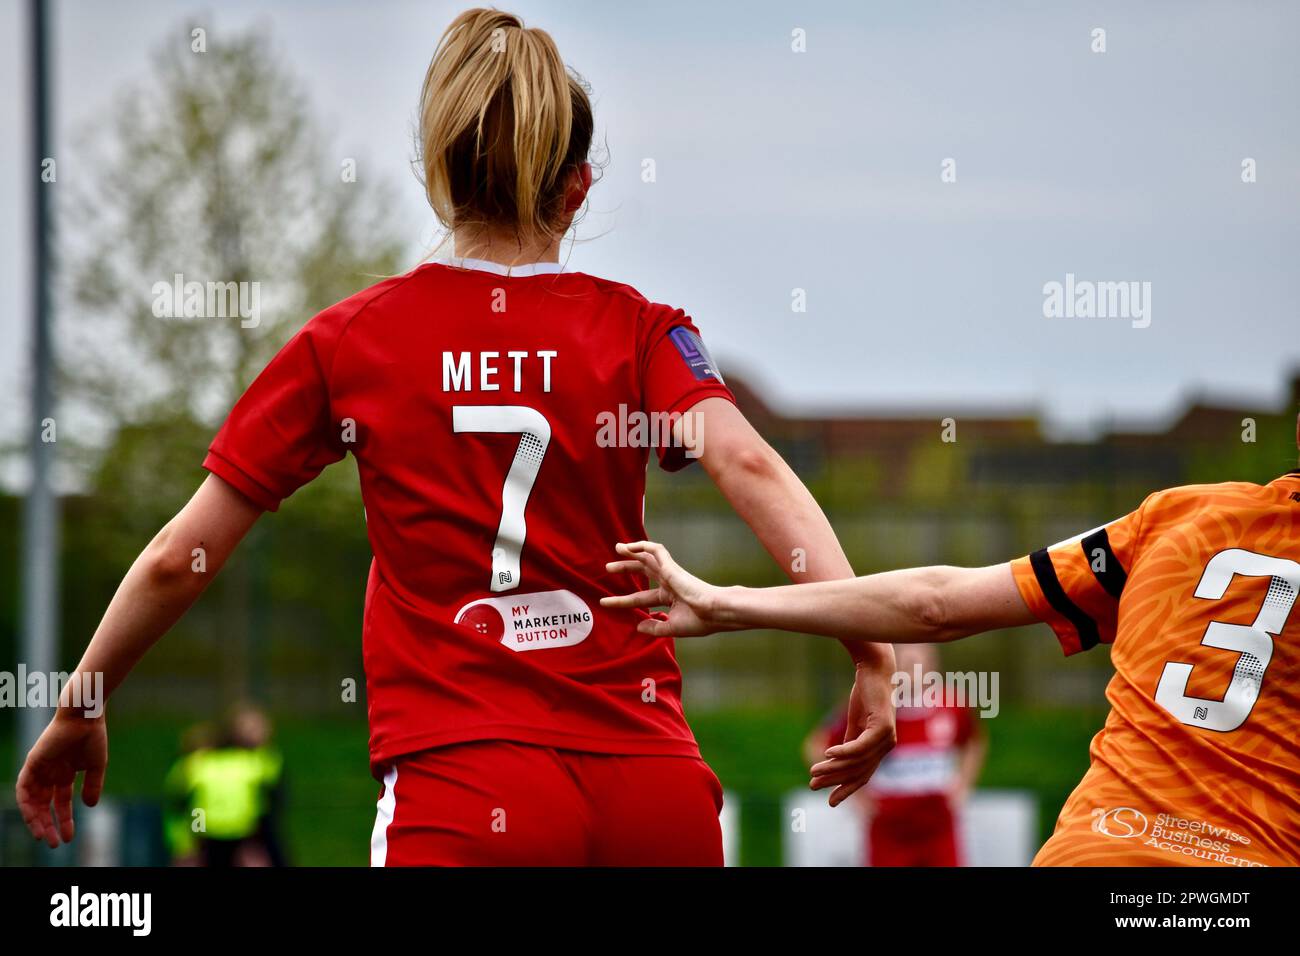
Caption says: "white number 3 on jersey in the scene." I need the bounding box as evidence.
[1155,548,1299,732]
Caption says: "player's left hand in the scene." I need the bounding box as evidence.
[809,655,897,807]
[16,709,108,848]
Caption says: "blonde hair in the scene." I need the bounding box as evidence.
[418,8,593,246]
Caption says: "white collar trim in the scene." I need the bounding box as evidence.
[447,257,563,277]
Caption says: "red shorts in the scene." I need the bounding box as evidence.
[370,741,725,866]
[868,795,961,867]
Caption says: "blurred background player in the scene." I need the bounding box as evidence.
[604,413,1300,866]
[806,643,985,866]
[162,720,214,866]
[162,704,285,867]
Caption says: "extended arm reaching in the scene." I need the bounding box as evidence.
[602,540,1038,643]
[713,563,1033,642]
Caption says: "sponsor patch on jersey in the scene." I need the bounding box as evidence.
[668,326,723,383]
[453,589,594,652]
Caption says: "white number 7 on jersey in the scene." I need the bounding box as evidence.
[453,405,551,593]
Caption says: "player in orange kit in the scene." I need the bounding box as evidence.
[603,419,1300,867]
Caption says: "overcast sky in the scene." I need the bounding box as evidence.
[2,0,1298,448]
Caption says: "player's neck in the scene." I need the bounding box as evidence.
[452,225,562,267]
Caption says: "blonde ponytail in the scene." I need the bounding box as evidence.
[418,9,593,245]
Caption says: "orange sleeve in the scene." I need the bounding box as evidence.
[1011,504,1147,655]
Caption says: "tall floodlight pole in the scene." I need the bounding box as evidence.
[19,0,59,766]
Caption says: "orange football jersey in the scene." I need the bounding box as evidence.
[1011,471,1300,867]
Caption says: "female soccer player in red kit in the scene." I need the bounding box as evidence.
[16,9,896,866]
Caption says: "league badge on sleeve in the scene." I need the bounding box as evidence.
[669,327,724,383]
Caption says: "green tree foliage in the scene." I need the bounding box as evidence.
[63,26,405,512]
[57,26,408,703]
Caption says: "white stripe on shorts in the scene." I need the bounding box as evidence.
[370,766,398,867]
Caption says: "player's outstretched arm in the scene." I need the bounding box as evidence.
[606,539,1033,797]
[16,474,262,847]
[604,540,1037,643]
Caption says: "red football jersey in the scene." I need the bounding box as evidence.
[204,258,734,771]
[825,704,975,800]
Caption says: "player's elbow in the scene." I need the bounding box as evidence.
[711,440,783,487]
[909,570,960,642]
[140,523,201,590]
